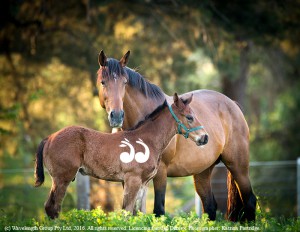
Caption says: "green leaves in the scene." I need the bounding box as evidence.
[1,208,299,232]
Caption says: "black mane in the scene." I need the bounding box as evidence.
[128,100,168,131]
[125,67,165,100]
[103,58,165,101]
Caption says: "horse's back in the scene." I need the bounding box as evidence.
[189,89,247,128]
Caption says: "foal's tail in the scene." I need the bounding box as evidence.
[226,171,243,221]
[34,138,48,187]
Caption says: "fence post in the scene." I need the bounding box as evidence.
[76,172,90,210]
[297,157,300,217]
[195,191,202,217]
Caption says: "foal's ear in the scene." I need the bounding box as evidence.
[173,93,184,109]
[98,50,107,67]
[182,94,193,105]
[174,93,193,109]
[173,93,179,105]
[120,51,130,67]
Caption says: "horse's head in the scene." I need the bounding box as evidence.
[97,50,130,128]
[171,93,209,146]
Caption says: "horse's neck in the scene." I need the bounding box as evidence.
[122,87,166,129]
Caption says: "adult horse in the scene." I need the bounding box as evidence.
[96,50,256,221]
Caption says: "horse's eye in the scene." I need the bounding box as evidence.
[186,115,194,122]
[101,80,105,86]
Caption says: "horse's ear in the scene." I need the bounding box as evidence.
[98,50,107,67]
[182,93,193,105]
[120,51,130,67]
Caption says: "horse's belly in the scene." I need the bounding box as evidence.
[166,155,214,177]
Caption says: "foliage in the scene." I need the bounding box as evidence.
[0,208,299,232]
[1,0,299,162]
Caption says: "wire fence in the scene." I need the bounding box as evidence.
[0,159,298,218]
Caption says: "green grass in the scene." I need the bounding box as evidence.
[0,208,298,232]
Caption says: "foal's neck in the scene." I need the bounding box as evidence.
[137,106,177,152]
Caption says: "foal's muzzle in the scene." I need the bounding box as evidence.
[109,110,124,128]
[196,134,209,146]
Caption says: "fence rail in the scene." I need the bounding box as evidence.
[1,159,299,217]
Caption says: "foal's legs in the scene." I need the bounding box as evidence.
[45,178,71,219]
[45,169,78,219]
[193,165,217,220]
[135,185,147,213]
[152,164,167,216]
[122,174,142,215]
[134,185,148,213]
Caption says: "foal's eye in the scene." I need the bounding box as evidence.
[186,115,194,122]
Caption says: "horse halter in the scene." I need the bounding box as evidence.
[168,104,204,139]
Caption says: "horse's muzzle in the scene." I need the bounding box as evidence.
[196,134,209,146]
[109,110,124,128]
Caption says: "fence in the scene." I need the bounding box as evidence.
[0,159,299,218]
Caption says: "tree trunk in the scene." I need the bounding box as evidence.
[222,42,251,109]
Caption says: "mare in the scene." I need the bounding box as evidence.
[96,50,257,221]
[34,93,207,219]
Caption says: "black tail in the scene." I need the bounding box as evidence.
[34,138,47,187]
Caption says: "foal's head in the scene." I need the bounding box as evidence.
[97,50,130,128]
[172,93,209,146]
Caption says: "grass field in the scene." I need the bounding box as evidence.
[0,158,298,231]
[0,208,299,232]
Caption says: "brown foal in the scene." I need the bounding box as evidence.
[34,93,207,219]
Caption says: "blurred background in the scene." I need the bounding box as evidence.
[0,0,299,220]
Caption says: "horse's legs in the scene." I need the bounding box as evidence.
[122,175,142,215]
[193,166,217,220]
[45,177,71,219]
[152,164,167,216]
[224,163,256,222]
[222,138,257,222]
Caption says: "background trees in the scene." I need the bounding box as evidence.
[1,0,299,217]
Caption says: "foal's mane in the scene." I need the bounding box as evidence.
[128,100,168,131]
[101,58,165,101]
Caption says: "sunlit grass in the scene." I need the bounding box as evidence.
[0,208,299,232]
